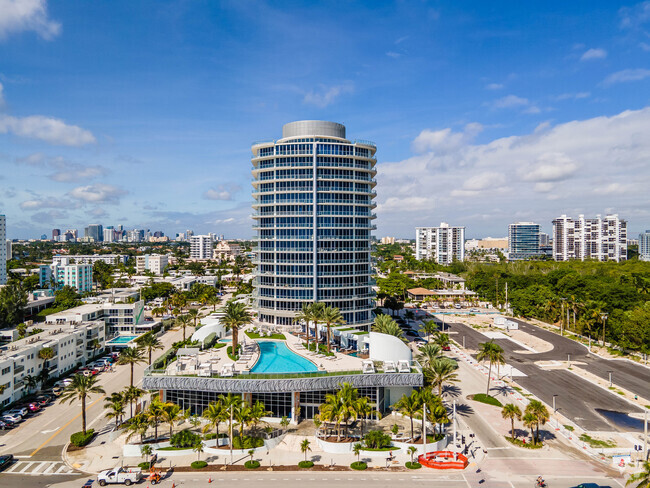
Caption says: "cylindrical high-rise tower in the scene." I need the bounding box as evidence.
[251,120,377,329]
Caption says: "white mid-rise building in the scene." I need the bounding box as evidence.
[45,300,150,335]
[212,241,241,263]
[136,254,169,274]
[0,215,6,285]
[415,223,465,264]
[640,231,650,262]
[190,235,213,260]
[552,214,627,262]
[53,254,127,266]
[39,263,93,293]
[0,321,105,406]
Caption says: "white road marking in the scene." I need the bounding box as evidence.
[19,461,35,473]
[40,429,58,434]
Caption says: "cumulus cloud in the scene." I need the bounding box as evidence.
[30,209,67,223]
[203,184,242,201]
[603,69,650,85]
[0,114,96,145]
[491,94,529,109]
[411,123,482,154]
[68,184,127,204]
[20,196,78,210]
[0,0,60,40]
[303,82,354,108]
[581,48,607,60]
[375,107,650,237]
[619,1,650,30]
[49,164,107,182]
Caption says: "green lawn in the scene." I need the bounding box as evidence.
[469,393,503,407]
[246,331,286,340]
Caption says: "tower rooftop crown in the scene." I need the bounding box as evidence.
[282,120,346,139]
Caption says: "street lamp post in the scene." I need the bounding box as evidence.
[552,394,558,414]
[607,370,613,388]
[600,313,608,346]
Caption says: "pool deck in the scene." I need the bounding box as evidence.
[161,325,366,377]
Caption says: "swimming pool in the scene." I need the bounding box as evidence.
[251,341,318,374]
[106,335,138,344]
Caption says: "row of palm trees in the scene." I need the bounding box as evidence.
[392,388,449,442]
[294,303,346,354]
[545,296,609,344]
[317,383,380,440]
[501,400,549,445]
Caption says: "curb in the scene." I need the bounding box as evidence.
[61,440,99,475]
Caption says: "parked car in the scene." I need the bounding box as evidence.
[26,403,41,413]
[0,454,14,471]
[52,385,64,396]
[0,420,13,430]
[7,407,28,418]
[469,308,479,313]
[35,395,53,406]
[570,484,612,488]
[2,414,22,424]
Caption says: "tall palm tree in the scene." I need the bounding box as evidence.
[206,295,222,312]
[248,400,271,435]
[476,341,505,396]
[525,400,549,444]
[417,343,442,367]
[354,396,381,435]
[421,320,438,343]
[161,402,181,439]
[233,401,252,442]
[319,395,344,441]
[104,392,126,428]
[425,358,459,396]
[188,308,200,330]
[24,374,38,394]
[202,401,227,440]
[218,393,241,446]
[417,389,449,438]
[38,347,55,370]
[146,398,166,442]
[372,314,405,340]
[221,301,252,359]
[322,306,345,353]
[404,309,415,326]
[138,334,163,365]
[118,346,146,387]
[294,303,314,351]
[522,412,538,445]
[124,386,145,418]
[310,302,326,347]
[176,314,192,342]
[393,390,421,441]
[501,403,522,439]
[59,374,105,434]
[124,412,150,444]
[626,461,650,488]
[432,331,450,349]
[300,439,311,462]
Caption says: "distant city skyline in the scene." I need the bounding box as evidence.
[2,1,650,239]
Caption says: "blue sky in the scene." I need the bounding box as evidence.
[2,0,650,239]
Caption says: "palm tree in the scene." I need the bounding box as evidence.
[24,374,38,394]
[176,314,192,342]
[118,346,146,387]
[432,331,450,349]
[626,461,650,488]
[193,441,204,461]
[421,320,438,343]
[233,401,252,442]
[294,303,314,351]
[172,293,187,314]
[59,374,105,434]
[522,412,537,445]
[124,386,145,418]
[352,442,363,463]
[322,306,345,353]
[139,334,163,365]
[417,343,442,367]
[124,413,150,444]
[38,347,55,368]
[354,396,381,435]
[476,341,505,396]
[425,358,459,396]
[310,302,326,347]
[151,306,166,317]
[300,439,311,462]
[501,403,522,439]
[221,301,252,359]
[206,295,222,312]
[404,309,415,326]
[104,392,126,428]
[140,444,153,465]
[393,390,421,441]
[372,314,405,340]
[161,402,181,439]
[202,401,227,440]
[218,393,241,446]
[188,308,200,330]
[248,400,271,435]
[407,445,417,464]
[146,398,166,442]
[525,400,549,444]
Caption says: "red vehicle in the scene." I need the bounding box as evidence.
[25,403,41,413]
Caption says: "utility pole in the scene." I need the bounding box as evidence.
[230,404,233,464]
[505,282,508,312]
[423,402,427,456]
[453,400,457,448]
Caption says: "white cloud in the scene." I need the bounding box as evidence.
[375,107,650,237]
[0,0,60,40]
[68,184,127,204]
[0,82,4,108]
[550,92,590,101]
[619,1,650,30]
[203,184,242,201]
[411,123,482,154]
[20,196,77,210]
[491,95,529,109]
[386,51,401,58]
[303,83,353,108]
[485,83,504,90]
[0,114,96,145]
[581,48,607,61]
[30,209,67,223]
[49,164,107,182]
[603,69,650,85]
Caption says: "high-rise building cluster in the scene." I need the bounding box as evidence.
[0,214,6,285]
[251,120,376,329]
[639,230,650,262]
[415,223,465,264]
[552,214,627,262]
[49,225,166,243]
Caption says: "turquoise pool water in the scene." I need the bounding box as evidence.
[251,341,318,374]
[106,335,138,344]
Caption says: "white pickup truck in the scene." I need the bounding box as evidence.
[97,466,142,486]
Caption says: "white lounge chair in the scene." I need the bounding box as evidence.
[362,360,375,374]
[220,363,235,377]
[397,360,410,373]
[383,360,397,373]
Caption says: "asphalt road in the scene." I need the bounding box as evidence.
[442,317,644,432]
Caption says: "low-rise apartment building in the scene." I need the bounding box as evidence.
[45,300,151,335]
[39,263,93,293]
[52,254,127,266]
[212,241,241,263]
[0,321,105,406]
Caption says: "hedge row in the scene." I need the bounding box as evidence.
[152,348,176,369]
[70,429,95,447]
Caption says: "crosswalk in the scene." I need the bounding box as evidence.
[4,460,77,476]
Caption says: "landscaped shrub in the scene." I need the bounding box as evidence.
[170,429,201,448]
[504,436,543,449]
[191,461,208,469]
[298,460,314,468]
[363,430,392,450]
[470,393,503,407]
[245,460,260,469]
[70,429,95,447]
[203,333,217,349]
[406,461,422,469]
[227,345,242,360]
[203,433,227,440]
[138,462,151,470]
[152,348,176,369]
[232,436,264,449]
[350,461,367,470]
